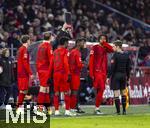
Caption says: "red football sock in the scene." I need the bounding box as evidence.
[70,94,77,109]
[64,94,70,110]
[17,93,25,107]
[54,95,59,110]
[37,92,45,105]
[95,89,104,108]
[45,93,50,104]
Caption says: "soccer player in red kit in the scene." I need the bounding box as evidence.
[89,35,114,114]
[53,37,75,116]
[69,38,85,112]
[36,32,53,115]
[17,35,33,114]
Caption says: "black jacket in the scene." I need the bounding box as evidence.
[108,52,131,80]
[0,57,15,87]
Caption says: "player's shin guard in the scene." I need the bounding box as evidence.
[70,94,77,109]
[114,97,120,114]
[122,95,126,114]
[54,95,59,110]
[64,94,70,110]
[95,90,103,108]
[17,93,25,107]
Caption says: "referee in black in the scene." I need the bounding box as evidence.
[108,40,131,115]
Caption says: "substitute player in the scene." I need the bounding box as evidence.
[69,37,85,112]
[53,37,75,116]
[17,35,33,114]
[108,40,131,115]
[89,35,114,114]
[36,32,53,115]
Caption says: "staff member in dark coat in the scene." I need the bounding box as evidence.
[0,48,14,108]
[108,40,131,115]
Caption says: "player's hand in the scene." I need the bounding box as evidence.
[67,74,71,82]
[30,75,34,80]
[62,23,72,31]
[106,78,110,85]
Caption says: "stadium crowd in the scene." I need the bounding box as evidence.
[0,0,149,65]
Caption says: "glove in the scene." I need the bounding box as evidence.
[47,78,53,84]
[67,74,71,83]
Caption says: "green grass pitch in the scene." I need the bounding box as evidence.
[50,105,150,128]
[0,105,150,128]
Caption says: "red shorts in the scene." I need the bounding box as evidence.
[53,72,70,92]
[70,74,80,91]
[38,70,49,87]
[18,77,29,91]
[93,72,106,90]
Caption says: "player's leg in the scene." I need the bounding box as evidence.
[53,73,60,115]
[114,90,121,114]
[17,90,28,114]
[94,74,105,114]
[70,75,80,111]
[70,90,78,110]
[37,71,50,114]
[121,89,127,115]
[45,86,52,115]
[120,76,127,115]
[17,78,29,114]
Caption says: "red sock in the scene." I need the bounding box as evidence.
[64,94,70,110]
[54,95,59,110]
[37,92,45,105]
[95,89,104,108]
[45,93,50,104]
[17,93,25,107]
[70,95,77,109]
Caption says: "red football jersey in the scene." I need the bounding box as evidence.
[53,47,70,75]
[69,48,83,75]
[89,42,113,78]
[17,45,32,78]
[36,41,53,74]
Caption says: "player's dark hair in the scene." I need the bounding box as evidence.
[21,35,30,44]
[59,36,69,45]
[114,40,123,48]
[98,34,108,42]
[75,37,86,46]
[43,32,51,40]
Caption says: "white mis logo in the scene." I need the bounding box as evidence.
[6,105,47,123]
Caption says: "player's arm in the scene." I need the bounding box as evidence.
[75,53,83,70]
[47,44,54,78]
[64,51,70,75]
[102,41,114,53]
[22,49,32,76]
[89,48,94,79]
